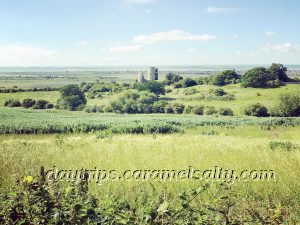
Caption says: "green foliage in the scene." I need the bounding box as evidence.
[152,101,168,113]
[106,90,158,113]
[241,67,281,88]
[193,106,205,115]
[173,82,183,88]
[268,63,290,82]
[212,70,240,86]
[244,103,269,117]
[22,98,36,108]
[183,88,198,95]
[0,172,292,224]
[201,129,219,135]
[219,107,234,116]
[4,99,21,107]
[209,88,227,96]
[271,93,300,117]
[45,103,54,109]
[204,106,218,115]
[137,81,166,96]
[84,105,103,113]
[182,78,197,88]
[165,73,183,85]
[269,141,299,151]
[57,84,87,111]
[32,99,49,109]
[0,108,299,134]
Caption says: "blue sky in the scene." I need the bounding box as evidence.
[0,0,299,66]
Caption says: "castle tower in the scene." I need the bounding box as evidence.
[147,67,156,81]
[138,71,146,83]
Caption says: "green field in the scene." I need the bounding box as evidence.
[1,72,300,223]
[1,83,299,115]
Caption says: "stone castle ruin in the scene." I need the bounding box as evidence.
[138,67,158,83]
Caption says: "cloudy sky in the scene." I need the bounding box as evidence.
[0,0,299,66]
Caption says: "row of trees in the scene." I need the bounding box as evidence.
[164,63,292,89]
[4,99,53,109]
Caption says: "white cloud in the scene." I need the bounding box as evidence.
[123,0,156,5]
[262,43,299,53]
[106,44,142,53]
[265,31,276,36]
[207,7,238,14]
[77,41,89,46]
[0,44,57,66]
[133,30,217,44]
[188,48,196,52]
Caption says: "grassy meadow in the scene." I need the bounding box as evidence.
[0,70,300,224]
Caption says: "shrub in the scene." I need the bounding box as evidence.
[209,88,227,96]
[137,80,166,96]
[184,105,194,114]
[184,88,197,95]
[22,98,36,108]
[201,130,219,135]
[165,73,183,85]
[45,103,54,109]
[219,107,234,116]
[241,67,280,88]
[4,99,21,107]
[165,105,174,114]
[172,103,185,114]
[106,90,158,114]
[32,100,49,109]
[84,105,103,113]
[193,106,205,115]
[57,84,87,111]
[196,77,205,85]
[268,63,290,82]
[173,82,183,88]
[152,101,168,113]
[244,103,269,117]
[182,78,197,87]
[271,93,300,117]
[212,70,239,86]
[204,106,217,115]
[269,141,298,151]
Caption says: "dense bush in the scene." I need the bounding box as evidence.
[22,98,36,108]
[171,103,185,114]
[32,100,49,110]
[212,70,240,86]
[269,141,299,151]
[4,99,21,107]
[1,168,293,224]
[194,106,205,115]
[209,88,227,96]
[244,103,269,117]
[165,73,183,85]
[84,105,103,113]
[219,107,234,116]
[152,101,168,113]
[173,82,183,88]
[137,80,165,96]
[105,90,158,114]
[271,93,300,117]
[241,67,280,88]
[182,78,197,87]
[204,106,218,115]
[57,84,87,111]
[45,103,54,109]
[184,88,198,95]
[268,63,290,82]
